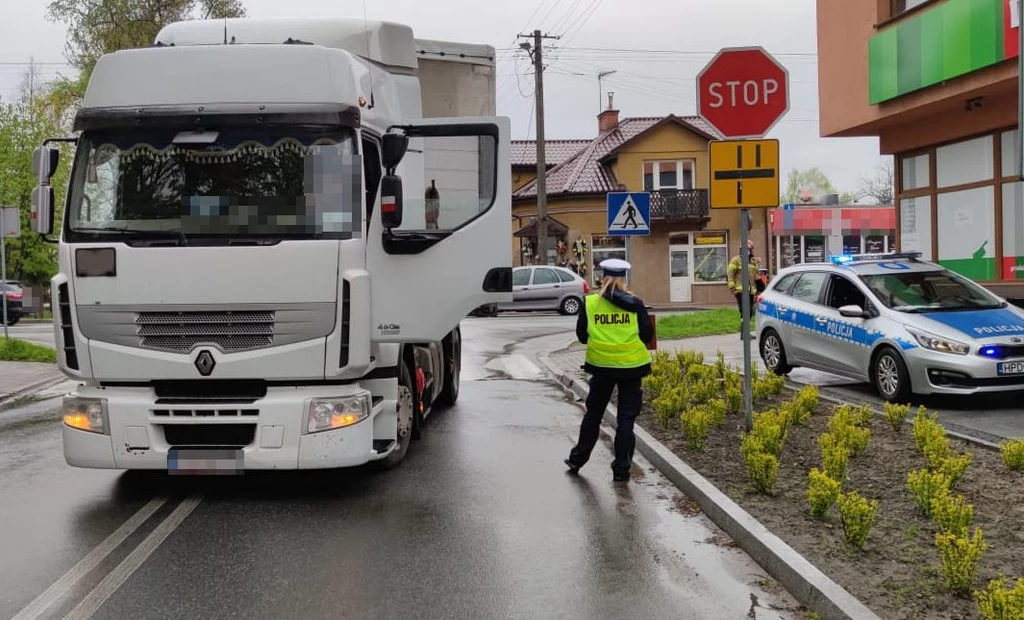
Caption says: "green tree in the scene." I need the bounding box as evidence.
[45,0,246,110]
[781,167,855,204]
[0,91,72,290]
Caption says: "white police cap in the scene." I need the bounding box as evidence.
[599,258,631,277]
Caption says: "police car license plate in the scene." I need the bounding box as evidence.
[996,361,1024,376]
[168,448,243,475]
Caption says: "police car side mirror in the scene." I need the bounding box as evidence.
[839,305,868,319]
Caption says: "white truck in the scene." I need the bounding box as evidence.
[29,17,513,472]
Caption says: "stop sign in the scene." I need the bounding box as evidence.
[697,47,789,139]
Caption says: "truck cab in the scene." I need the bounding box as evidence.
[30,17,512,473]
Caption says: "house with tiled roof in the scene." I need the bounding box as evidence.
[511,104,773,306]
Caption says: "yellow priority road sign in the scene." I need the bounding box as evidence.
[709,139,780,209]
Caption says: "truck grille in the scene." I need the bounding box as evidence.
[134,311,275,353]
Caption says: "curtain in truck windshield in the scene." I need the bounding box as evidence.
[68,128,360,239]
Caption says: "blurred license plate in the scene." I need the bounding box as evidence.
[996,361,1024,376]
[168,448,243,475]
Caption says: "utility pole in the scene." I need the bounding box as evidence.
[518,29,559,265]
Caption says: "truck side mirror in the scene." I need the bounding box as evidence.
[33,146,59,182]
[382,133,409,171]
[380,175,403,229]
[32,186,54,235]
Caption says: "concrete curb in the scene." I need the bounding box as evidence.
[537,351,883,620]
[0,374,67,410]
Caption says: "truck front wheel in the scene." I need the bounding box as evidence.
[437,327,461,408]
[377,361,415,469]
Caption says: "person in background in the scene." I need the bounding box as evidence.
[565,258,653,483]
[727,239,760,338]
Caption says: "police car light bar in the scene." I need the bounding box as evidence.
[828,251,922,265]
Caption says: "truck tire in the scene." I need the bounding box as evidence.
[376,361,415,469]
[437,327,461,408]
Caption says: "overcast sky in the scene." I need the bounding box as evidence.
[0,0,885,194]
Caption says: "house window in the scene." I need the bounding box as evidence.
[643,160,695,191]
[692,232,729,283]
[591,235,627,285]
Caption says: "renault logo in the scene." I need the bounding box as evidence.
[194,350,216,376]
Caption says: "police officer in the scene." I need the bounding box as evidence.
[565,258,654,482]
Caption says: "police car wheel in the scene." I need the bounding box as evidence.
[560,296,582,315]
[872,347,911,402]
[759,329,792,375]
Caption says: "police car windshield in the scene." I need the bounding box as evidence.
[859,270,1005,313]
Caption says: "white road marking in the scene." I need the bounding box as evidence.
[11,496,168,620]
[62,495,203,620]
[501,354,543,380]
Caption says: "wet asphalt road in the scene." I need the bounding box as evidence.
[0,315,800,620]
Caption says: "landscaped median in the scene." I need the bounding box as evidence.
[637,349,1024,620]
[0,337,56,363]
[654,307,753,340]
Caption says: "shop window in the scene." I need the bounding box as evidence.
[842,235,862,255]
[591,235,626,285]
[900,153,930,191]
[891,0,930,16]
[804,236,826,263]
[1002,130,1020,179]
[780,236,802,267]
[643,160,695,191]
[1001,182,1024,280]
[899,196,932,260]
[936,135,993,189]
[864,235,886,254]
[693,232,728,283]
[936,186,996,281]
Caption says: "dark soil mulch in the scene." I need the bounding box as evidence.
[639,396,1024,620]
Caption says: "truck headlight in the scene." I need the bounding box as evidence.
[62,396,109,434]
[906,328,970,356]
[305,395,370,434]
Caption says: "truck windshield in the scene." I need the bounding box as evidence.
[859,270,1005,313]
[65,126,360,243]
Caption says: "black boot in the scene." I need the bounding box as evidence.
[564,458,581,474]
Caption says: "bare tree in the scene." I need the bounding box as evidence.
[856,158,894,205]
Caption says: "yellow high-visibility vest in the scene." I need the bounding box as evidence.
[584,294,652,369]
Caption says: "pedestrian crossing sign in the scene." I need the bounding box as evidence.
[606,192,651,236]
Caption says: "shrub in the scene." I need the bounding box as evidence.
[974,575,1024,620]
[922,432,952,470]
[750,409,789,456]
[745,450,779,495]
[936,527,988,593]
[725,385,743,415]
[713,350,728,379]
[793,385,820,417]
[936,451,973,489]
[1001,438,1024,471]
[837,490,878,549]
[913,407,942,452]
[907,468,951,517]
[883,402,911,433]
[680,406,715,451]
[753,373,786,400]
[819,432,850,482]
[852,403,874,427]
[931,493,974,536]
[676,349,705,369]
[688,376,721,407]
[652,385,686,430]
[807,468,841,519]
[705,398,728,426]
[827,409,871,457]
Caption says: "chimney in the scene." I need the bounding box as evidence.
[598,91,619,132]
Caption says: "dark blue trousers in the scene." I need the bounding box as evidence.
[568,375,643,475]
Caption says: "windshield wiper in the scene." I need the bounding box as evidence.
[72,227,188,246]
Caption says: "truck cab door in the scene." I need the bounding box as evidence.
[366,117,513,342]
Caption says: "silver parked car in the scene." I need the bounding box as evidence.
[498,265,590,315]
[756,252,1024,402]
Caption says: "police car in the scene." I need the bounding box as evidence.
[756,252,1024,402]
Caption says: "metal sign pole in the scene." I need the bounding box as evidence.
[1,208,8,341]
[740,207,753,431]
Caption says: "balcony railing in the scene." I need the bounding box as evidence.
[649,189,710,225]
